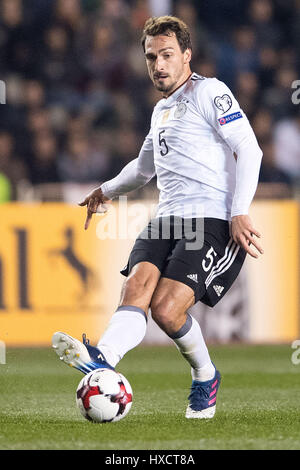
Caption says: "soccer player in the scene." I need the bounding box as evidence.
[52,16,263,419]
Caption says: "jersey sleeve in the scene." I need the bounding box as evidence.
[196,78,256,151]
[196,78,263,216]
[136,126,155,180]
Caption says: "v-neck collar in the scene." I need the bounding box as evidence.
[161,72,193,103]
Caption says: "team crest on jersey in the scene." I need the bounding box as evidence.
[214,94,232,114]
[174,102,187,119]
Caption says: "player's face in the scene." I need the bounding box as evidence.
[144,32,191,96]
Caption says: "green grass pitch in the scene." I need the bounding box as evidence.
[0,343,299,450]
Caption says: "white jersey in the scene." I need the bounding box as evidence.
[102,73,262,220]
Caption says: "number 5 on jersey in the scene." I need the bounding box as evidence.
[159,130,169,156]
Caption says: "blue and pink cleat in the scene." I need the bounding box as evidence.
[185,368,221,419]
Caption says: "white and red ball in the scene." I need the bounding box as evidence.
[76,368,133,423]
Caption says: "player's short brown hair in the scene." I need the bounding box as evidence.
[141,16,192,53]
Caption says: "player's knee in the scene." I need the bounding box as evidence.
[150,296,178,333]
[120,271,156,306]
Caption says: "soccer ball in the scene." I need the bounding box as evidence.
[76,368,133,423]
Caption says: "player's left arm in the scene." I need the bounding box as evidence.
[197,78,264,258]
[230,135,264,258]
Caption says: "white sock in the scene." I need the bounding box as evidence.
[97,306,147,368]
[170,314,215,382]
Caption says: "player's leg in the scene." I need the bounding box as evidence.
[52,216,173,373]
[94,217,175,367]
[150,278,214,378]
[52,261,161,373]
[96,261,161,367]
[150,217,247,417]
[150,277,220,419]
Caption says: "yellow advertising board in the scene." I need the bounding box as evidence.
[0,200,299,346]
[247,200,300,342]
[0,203,130,346]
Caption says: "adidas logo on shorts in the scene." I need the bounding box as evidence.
[213,285,224,297]
[187,274,198,283]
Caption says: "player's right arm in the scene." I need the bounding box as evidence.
[79,128,155,230]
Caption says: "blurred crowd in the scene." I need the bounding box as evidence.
[0,0,300,202]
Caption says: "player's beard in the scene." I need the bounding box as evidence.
[153,77,176,94]
[153,69,184,95]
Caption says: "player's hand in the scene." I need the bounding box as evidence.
[78,187,110,230]
[231,215,264,258]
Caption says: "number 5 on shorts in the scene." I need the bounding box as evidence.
[202,246,217,272]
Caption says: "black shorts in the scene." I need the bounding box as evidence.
[120,217,246,307]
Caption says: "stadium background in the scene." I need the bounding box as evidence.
[0,0,299,347]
